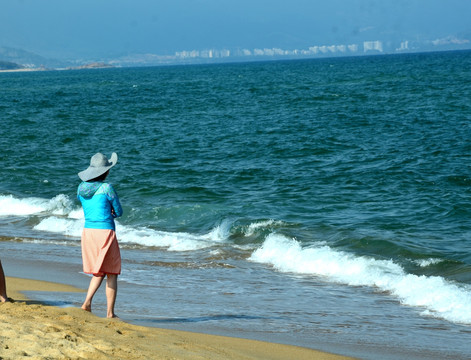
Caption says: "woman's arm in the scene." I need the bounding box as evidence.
[105,184,123,218]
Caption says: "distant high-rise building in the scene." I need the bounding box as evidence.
[348,44,359,52]
[396,41,409,51]
[363,41,383,52]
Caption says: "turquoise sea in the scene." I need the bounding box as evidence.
[1,50,471,359]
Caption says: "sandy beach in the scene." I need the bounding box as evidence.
[0,277,355,360]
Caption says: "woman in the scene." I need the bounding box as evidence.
[77,152,123,318]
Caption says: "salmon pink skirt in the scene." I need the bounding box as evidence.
[81,228,121,276]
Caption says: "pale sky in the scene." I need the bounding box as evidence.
[1,0,470,59]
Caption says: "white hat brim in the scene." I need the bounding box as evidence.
[78,152,118,182]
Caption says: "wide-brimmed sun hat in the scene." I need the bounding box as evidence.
[78,152,118,182]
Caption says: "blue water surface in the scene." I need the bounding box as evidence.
[2,50,471,359]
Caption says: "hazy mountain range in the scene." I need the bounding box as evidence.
[0,47,72,69]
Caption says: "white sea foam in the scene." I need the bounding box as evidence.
[0,194,75,216]
[5,194,229,251]
[34,217,84,237]
[207,219,232,241]
[68,208,84,220]
[249,233,471,325]
[2,194,221,250]
[414,258,444,267]
[117,224,222,251]
[33,216,228,251]
[10,194,471,324]
[244,219,284,236]
[47,194,76,215]
[0,195,49,216]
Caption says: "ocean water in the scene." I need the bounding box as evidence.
[1,50,471,359]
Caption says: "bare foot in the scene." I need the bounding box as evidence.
[81,304,91,312]
[107,314,119,319]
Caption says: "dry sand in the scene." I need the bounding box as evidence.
[0,277,355,360]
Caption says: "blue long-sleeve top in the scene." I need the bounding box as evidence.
[77,181,123,230]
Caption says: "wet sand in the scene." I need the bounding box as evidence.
[0,276,355,359]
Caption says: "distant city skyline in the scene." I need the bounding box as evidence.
[2,34,469,69]
[106,36,468,67]
[1,0,470,64]
[174,40,391,60]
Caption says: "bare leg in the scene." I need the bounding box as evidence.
[81,275,104,312]
[106,274,118,318]
[0,261,8,302]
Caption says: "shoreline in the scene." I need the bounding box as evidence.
[1,276,355,359]
[0,62,113,73]
[0,68,45,73]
